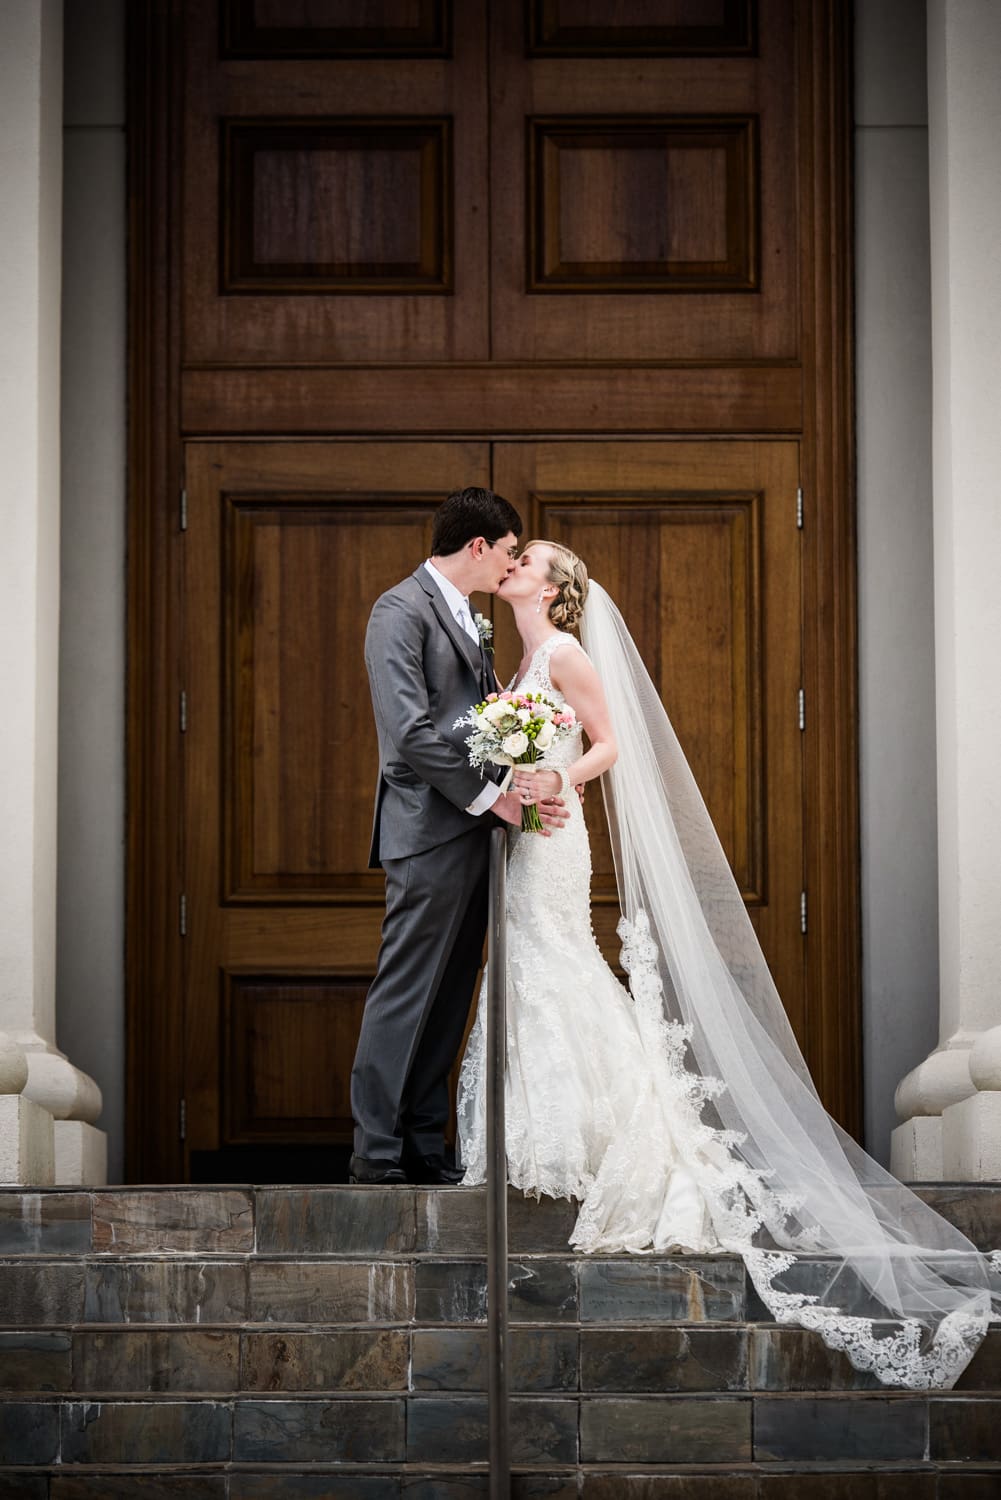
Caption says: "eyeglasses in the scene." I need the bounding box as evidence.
[485,541,519,560]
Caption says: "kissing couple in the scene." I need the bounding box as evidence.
[351,485,1001,1391]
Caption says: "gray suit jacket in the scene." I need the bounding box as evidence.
[366,567,499,866]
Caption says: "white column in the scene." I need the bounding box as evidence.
[854,0,938,1169]
[0,0,106,1184]
[58,0,127,1182]
[892,0,1001,1182]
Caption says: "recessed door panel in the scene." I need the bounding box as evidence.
[182,0,487,362]
[183,440,490,1167]
[490,0,798,361]
[492,440,804,1044]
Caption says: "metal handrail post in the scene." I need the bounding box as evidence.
[486,827,510,1496]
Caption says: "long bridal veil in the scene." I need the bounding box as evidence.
[580,580,1000,1389]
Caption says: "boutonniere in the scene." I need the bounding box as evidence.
[474,613,494,652]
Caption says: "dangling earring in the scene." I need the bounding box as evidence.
[536,590,546,614]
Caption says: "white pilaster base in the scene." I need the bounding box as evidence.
[20,1044,103,1124]
[0,1096,55,1185]
[890,1115,943,1182]
[941,1091,1001,1181]
[53,1119,107,1185]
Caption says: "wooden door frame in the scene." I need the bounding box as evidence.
[127,0,187,1183]
[126,0,858,1182]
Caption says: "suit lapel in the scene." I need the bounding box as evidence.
[413,566,483,678]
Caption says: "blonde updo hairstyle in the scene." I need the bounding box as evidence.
[528,540,589,633]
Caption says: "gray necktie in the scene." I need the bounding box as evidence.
[456,599,478,644]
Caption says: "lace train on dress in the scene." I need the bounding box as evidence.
[456,631,999,1390]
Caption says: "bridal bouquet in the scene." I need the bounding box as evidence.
[455,691,577,832]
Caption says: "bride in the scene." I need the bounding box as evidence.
[457,539,1001,1391]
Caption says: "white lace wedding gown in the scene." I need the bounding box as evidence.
[457,633,723,1255]
[455,626,1001,1388]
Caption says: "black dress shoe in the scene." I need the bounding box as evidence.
[348,1154,407,1184]
[403,1150,465,1186]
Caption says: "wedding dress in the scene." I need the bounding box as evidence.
[457,586,1001,1391]
[458,632,718,1254]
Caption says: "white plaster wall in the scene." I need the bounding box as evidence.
[56,0,126,1181]
[855,0,940,1165]
[926,0,1001,1048]
[0,0,64,1050]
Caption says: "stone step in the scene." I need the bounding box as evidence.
[3,1253,998,1338]
[0,1471,998,1500]
[1,1391,1000,1468]
[1,1185,1000,1489]
[1,1324,998,1396]
[0,1185,577,1258]
[1,1183,1000,1257]
[0,1254,750,1326]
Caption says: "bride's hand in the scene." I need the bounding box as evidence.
[512,768,562,802]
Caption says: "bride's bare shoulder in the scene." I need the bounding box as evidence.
[550,633,589,658]
[548,635,595,685]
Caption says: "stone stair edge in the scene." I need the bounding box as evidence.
[0,1251,749,1259]
[2,1318,995,1332]
[1,1464,1000,1484]
[5,1460,1001,1472]
[3,1183,1000,1263]
[0,1389,995,1402]
[2,1180,1000,1191]
[2,1393,999,1472]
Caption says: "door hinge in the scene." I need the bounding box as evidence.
[796,487,804,529]
[179,1097,186,1141]
[798,687,805,731]
[179,893,187,937]
[800,890,808,935]
[180,488,188,532]
[179,690,187,733]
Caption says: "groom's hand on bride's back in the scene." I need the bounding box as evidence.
[537,796,571,833]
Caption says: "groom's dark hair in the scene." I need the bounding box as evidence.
[432,486,523,556]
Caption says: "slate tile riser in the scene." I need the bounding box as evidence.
[0,1187,582,1258]
[2,1326,1001,1394]
[3,1476,1001,1500]
[2,1183,1000,1256]
[0,1256,756,1326]
[1,1252,995,1353]
[3,1394,1001,1465]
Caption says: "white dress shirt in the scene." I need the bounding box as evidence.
[423,560,500,817]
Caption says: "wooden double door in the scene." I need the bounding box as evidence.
[128,1,857,1181]
[181,437,801,1177]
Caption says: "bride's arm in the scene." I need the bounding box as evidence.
[512,644,617,801]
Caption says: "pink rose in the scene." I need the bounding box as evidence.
[500,691,513,701]
[486,692,498,701]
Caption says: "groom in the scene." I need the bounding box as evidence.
[350,487,566,1185]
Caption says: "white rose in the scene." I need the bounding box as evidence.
[535,720,555,750]
[502,731,529,758]
[516,707,532,724]
[534,703,554,721]
[481,700,510,726]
